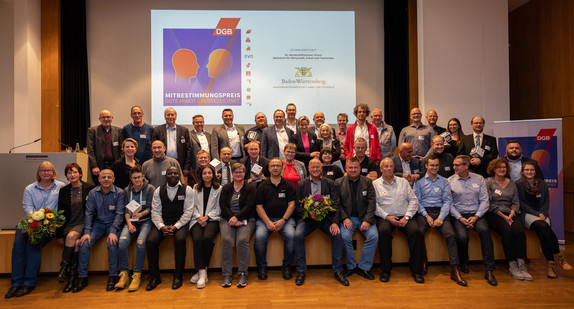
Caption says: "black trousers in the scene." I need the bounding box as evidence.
[452,214,495,270]
[529,219,560,261]
[190,221,220,270]
[377,217,424,274]
[486,212,526,262]
[146,223,189,280]
[416,209,460,266]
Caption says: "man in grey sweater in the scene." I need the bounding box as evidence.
[142,140,184,187]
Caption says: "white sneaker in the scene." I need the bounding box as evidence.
[509,261,524,280]
[190,272,199,284]
[517,259,533,281]
[197,269,208,289]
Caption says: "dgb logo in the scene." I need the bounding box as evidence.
[295,67,312,77]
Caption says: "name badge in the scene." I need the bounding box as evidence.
[382,191,387,195]
[141,201,146,205]
[414,169,420,173]
[472,183,480,189]
[177,195,185,200]
[327,171,334,176]
[536,194,542,198]
[109,205,116,211]
[52,190,59,194]
[361,168,368,173]
[362,191,367,196]
[494,189,502,195]
[370,134,374,139]
[161,170,167,176]
[434,187,441,192]
[180,137,186,144]
[278,192,286,198]
[444,166,451,171]
[140,134,147,138]
[418,135,424,140]
[485,145,491,151]
[113,141,119,146]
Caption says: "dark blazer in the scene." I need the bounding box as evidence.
[295,177,340,224]
[211,124,247,160]
[219,182,257,221]
[391,154,425,178]
[290,131,320,165]
[87,125,124,171]
[261,125,295,159]
[457,133,498,177]
[56,181,94,238]
[335,175,377,225]
[189,130,212,170]
[240,156,271,181]
[315,138,341,160]
[152,124,192,171]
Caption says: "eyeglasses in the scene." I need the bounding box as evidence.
[39,169,53,173]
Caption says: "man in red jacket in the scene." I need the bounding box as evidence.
[344,104,381,163]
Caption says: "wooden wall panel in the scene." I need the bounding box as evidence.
[41,0,61,152]
[408,0,418,110]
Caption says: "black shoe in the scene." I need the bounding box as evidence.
[334,271,349,286]
[413,273,425,284]
[460,263,469,274]
[379,272,390,282]
[258,266,268,280]
[282,264,292,280]
[57,265,69,283]
[295,272,305,286]
[63,277,76,293]
[14,286,34,297]
[344,268,354,277]
[146,277,161,291]
[172,278,183,290]
[106,276,117,291]
[355,267,375,280]
[485,270,498,286]
[72,277,88,293]
[5,286,20,299]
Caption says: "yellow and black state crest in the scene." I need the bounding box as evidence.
[295,67,312,77]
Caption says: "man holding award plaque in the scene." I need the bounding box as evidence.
[293,159,347,286]
[457,116,498,178]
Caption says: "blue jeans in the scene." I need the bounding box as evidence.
[78,221,119,278]
[340,217,378,271]
[295,220,344,272]
[118,220,152,273]
[11,228,52,286]
[254,218,296,267]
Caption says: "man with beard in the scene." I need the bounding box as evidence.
[245,112,268,144]
[503,140,543,181]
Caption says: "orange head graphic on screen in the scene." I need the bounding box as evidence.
[172,49,199,81]
[206,49,233,79]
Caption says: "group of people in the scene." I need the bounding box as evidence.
[6,103,571,298]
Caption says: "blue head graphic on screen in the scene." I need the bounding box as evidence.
[172,49,199,82]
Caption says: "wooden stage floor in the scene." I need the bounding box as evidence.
[2,234,574,308]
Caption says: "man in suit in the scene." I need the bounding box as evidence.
[392,142,425,185]
[293,159,348,286]
[504,140,543,181]
[87,109,124,180]
[189,115,211,170]
[152,108,192,175]
[285,103,298,133]
[218,147,237,186]
[211,108,246,161]
[457,116,498,178]
[240,142,270,187]
[336,157,378,281]
[261,109,294,160]
[245,112,268,144]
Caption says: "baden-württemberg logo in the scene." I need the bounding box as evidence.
[295,67,312,77]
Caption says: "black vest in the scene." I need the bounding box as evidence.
[159,184,187,226]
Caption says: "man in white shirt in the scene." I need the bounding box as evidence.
[261,110,294,160]
[190,115,211,170]
[211,109,246,160]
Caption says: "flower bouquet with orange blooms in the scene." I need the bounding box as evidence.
[17,208,65,244]
[301,194,336,222]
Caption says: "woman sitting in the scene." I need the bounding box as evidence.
[189,165,221,289]
[282,143,308,189]
[5,161,64,298]
[516,162,572,278]
[111,138,140,189]
[115,165,156,291]
[485,158,532,280]
[219,163,256,287]
[56,163,93,293]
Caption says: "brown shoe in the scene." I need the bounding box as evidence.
[556,253,573,271]
[547,260,557,278]
[450,266,467,287]
[484,270,497,286]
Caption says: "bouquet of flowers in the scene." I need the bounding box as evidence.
[17,208,65,245]
[301,194,337,222]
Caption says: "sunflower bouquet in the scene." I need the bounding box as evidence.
[17,208,65,244]
[301,194,337,222]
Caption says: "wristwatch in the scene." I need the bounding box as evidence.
[404,215,411,221]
